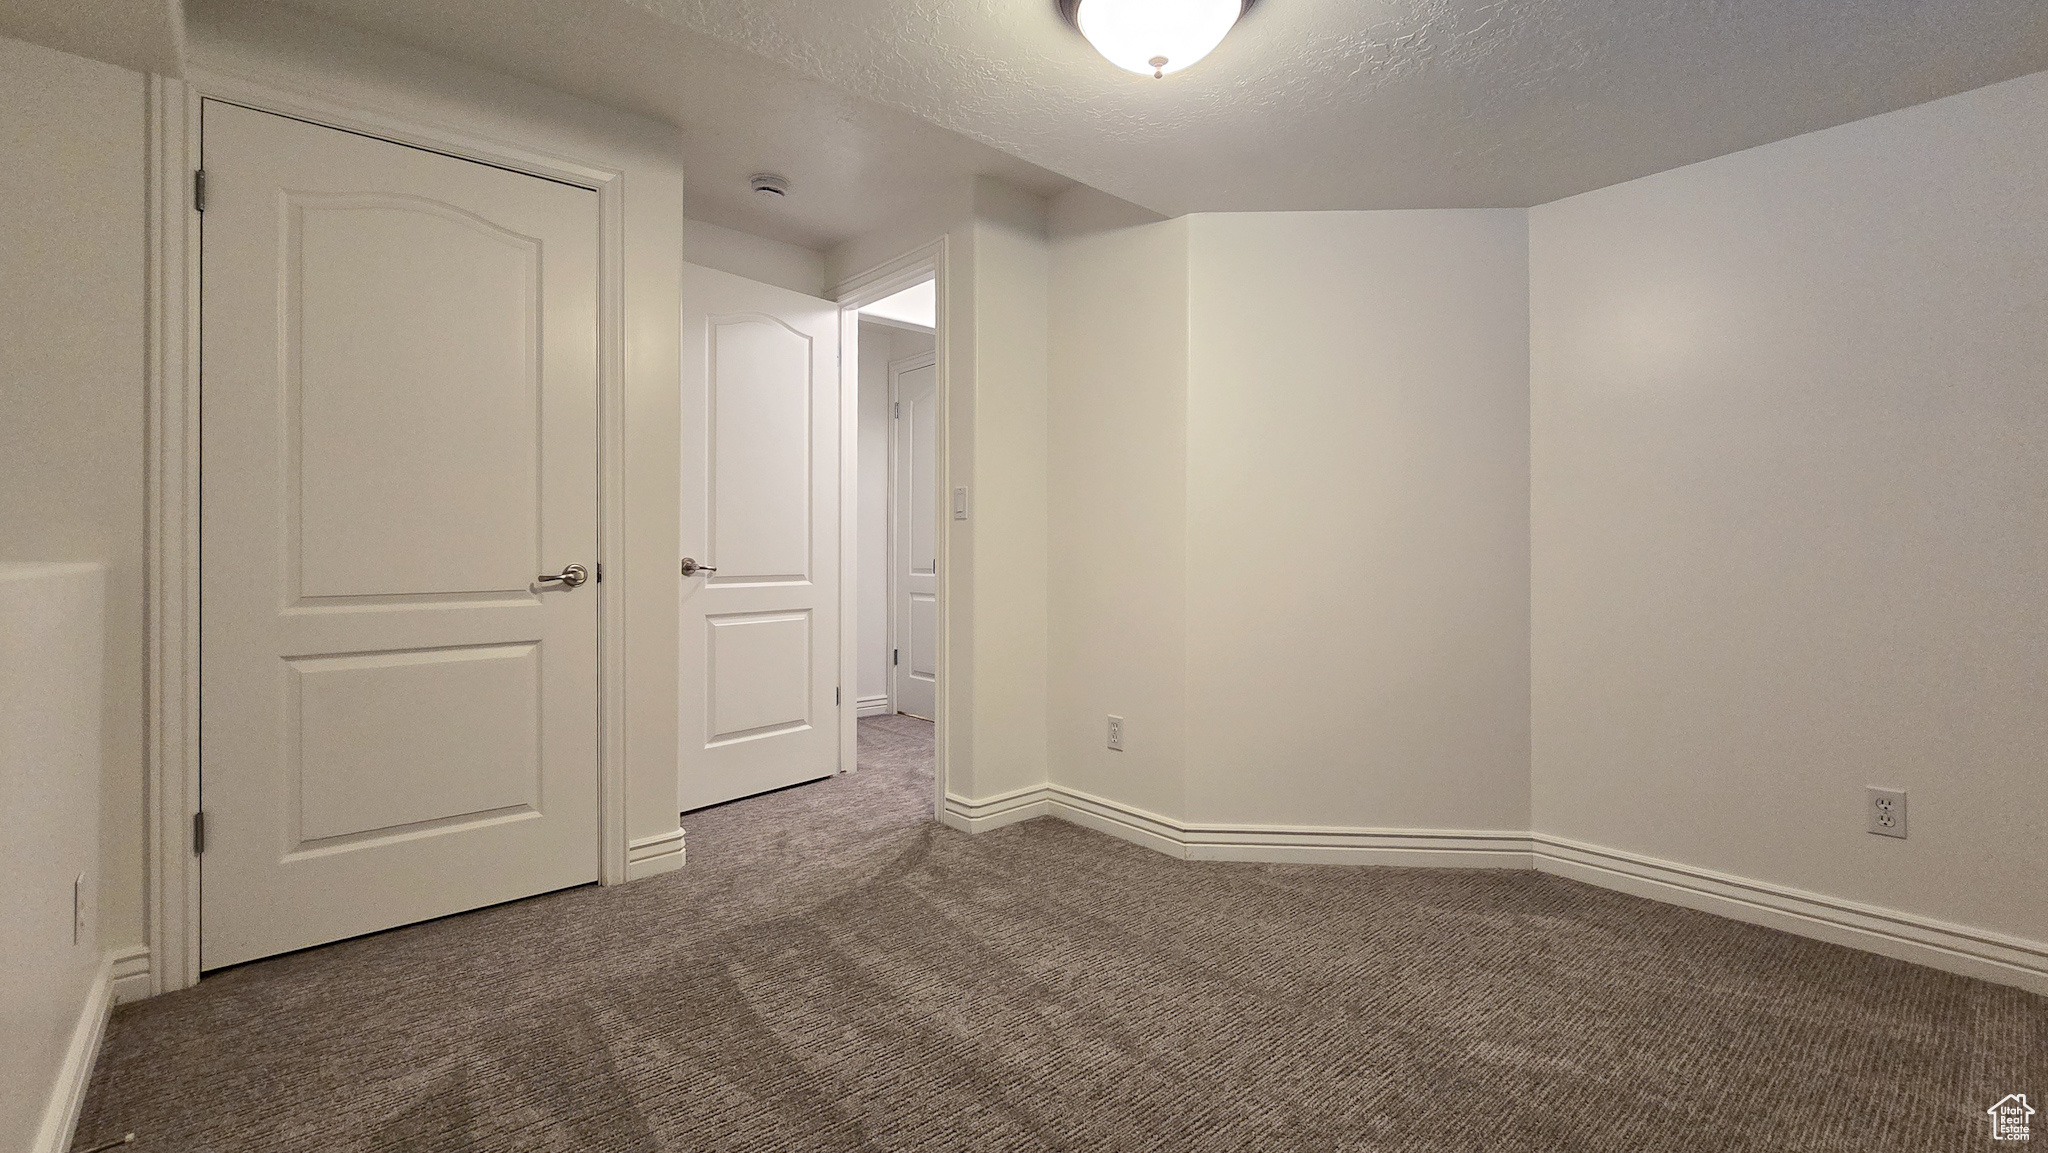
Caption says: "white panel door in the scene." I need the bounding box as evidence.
[891,353,939,720]
[679,264,842,811]
[200,102,600,969]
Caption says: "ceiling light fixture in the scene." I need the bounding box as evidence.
[1063,0,1245,79]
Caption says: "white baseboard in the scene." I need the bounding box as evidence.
[939,785,2048,995]
[626,828,686,879]
[1532,835,2048,996]
[32,948,119,1153]
[947,785,1529,868]
[856,695,892,718]
[940,785,1050,833]
[108,944,152,1004]
[1041,788,1185,857]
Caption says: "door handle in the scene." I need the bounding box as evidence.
[680,558,717,577]
[537,563,589,588]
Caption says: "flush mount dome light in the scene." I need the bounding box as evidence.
[1066,0,1245,78]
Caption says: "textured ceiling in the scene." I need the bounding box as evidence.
[638,0,2048,214]
[219,0,2048,243]
[240,0,1074,249]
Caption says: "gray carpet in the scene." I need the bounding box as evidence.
[78,714,2042,1151]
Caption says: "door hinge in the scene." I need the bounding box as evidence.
[835,686,841,705]
[893,647,899,666]
[192,811,206,854]
[894,401,900,418]
[193,169,206,213]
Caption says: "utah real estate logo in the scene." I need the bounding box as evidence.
[1989,1094,2035,1142]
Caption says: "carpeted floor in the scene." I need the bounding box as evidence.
[79,714,2042,1151]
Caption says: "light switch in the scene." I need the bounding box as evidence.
[953,486,969,520]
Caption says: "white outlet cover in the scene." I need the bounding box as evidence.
[1107,714,1124,751]
[1866,787,1907,839]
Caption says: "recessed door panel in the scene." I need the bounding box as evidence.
[292,195,541,600]
[201,101,601,968]
[680,265,841,811]
[906,594,938,683]
[707,612,811,743]
[711,318,812,583]
[907,373,937,578]
[291,644,540,846]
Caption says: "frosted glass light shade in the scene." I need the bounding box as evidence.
[1075,0,1243,78]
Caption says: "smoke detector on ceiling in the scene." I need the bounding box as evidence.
[750,173,790,198]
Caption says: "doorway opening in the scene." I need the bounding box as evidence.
[854,280,937,723]
[675,253,946,828]
[838,257,946,822]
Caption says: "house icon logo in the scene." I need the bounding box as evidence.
[1989,1094,2035,1142]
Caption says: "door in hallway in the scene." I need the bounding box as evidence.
[891,352,939,720]
[199,102,602,968]
[678,264,843,811]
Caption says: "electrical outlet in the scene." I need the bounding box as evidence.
[1106,715,1124,752]
[1866,787,1907,839]
[73,874,86,945]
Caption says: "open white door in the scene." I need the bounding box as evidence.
[890,352,939,720]
[679,265,842,811]
[199,102,601,968]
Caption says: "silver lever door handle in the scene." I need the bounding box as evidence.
[680,558,717,577]
[538,563,589,588]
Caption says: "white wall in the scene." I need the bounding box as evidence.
[1042,205,1532,834]
[856,320,934,710]
[1185,211,1532,831]
[685,217,826,297]
[0,564,104,1153]
[1046,204,1188,818]
[1531,69,2048,945]
[0,0,183,75]
[961,182,1052,799]
[825,183,973,295]
[0,32,149,964]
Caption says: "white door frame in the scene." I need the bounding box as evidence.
[833,245,949,819]
[145,73,633,993]
[886,348,939,720]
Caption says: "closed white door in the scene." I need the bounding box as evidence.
[199,102,601,969]
[891,354,939,720]
[679,265,842,811]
